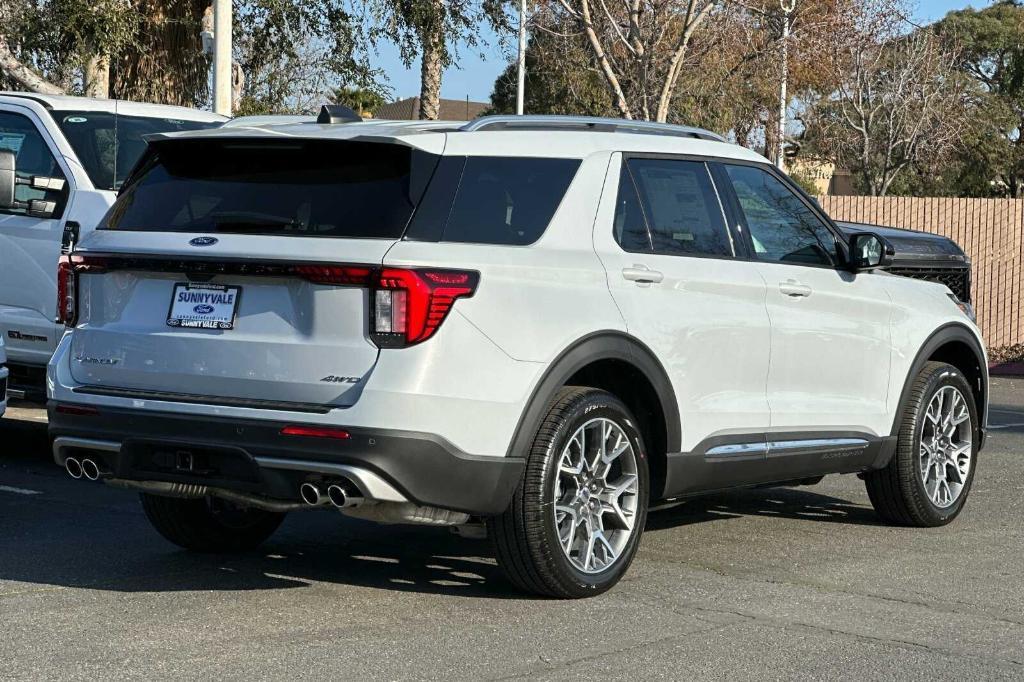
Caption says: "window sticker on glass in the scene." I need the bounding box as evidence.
[0,132,26,155]
[63,116,89,124]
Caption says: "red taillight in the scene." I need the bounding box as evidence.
[372,268,479,347]
[56,254,109,326]
[293,265,372,286]
[56,255,73,325]
[280,425,352,440]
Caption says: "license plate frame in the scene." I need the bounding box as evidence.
[166,282,242,330]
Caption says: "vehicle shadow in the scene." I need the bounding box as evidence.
[0,406,51,462]
[0,486,881,601]
[646,485,883,531]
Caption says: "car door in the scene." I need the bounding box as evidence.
[593,154,773,495]
[716,162,893,449]
[0,108,73,366]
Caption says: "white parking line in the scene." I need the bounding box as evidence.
[0,485,42,495]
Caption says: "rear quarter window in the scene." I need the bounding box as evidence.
[406,156,581,245]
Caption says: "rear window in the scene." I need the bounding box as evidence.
[405,156,580,245]
[103,140,435,239]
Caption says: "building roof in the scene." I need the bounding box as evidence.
[0,92,226,122]
[375,97,490,121]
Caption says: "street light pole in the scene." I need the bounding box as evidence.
[777,0,796,170]
[212,0,233,117]
[516,0,527,115]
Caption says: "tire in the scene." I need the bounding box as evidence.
[140,493,285,552]
[865,361,979,527]
[488,387,649,598]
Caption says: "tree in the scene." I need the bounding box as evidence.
[488,29,612,115]
[524,0,722,122]
[333,85,387,116]
[366,0,507,120]
[495,0,847,143]
[234,0,379,115]
[803,1,970,196]
[0,0,381,113]
[934,1,1024,197]
[0,1,208,105]
[0,0,138,96]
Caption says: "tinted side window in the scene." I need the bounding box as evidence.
[440,157,580,245]
[725,164,836,266]
[0,112,66,216]
[623,158,732,257]
[612,164,652,252]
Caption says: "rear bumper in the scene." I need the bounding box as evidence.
[48,403,524,516]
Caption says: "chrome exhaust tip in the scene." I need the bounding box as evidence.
[327,482,364,508]
[81,459,101,481]
[299,482,326,506]
[65,457,83,479]
[326,484,348,508]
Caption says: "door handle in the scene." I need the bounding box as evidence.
[779,280,812,298]
[622,265,664,284]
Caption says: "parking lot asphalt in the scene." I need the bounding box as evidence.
[1,380,1023,681]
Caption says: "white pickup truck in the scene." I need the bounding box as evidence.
[0,93,225,400]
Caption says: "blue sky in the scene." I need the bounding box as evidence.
[369,0,991,104]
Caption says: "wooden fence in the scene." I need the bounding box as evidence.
[818,196,1024,349]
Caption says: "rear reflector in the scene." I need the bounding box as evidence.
[55,404,100,416]
[280,425,352,440]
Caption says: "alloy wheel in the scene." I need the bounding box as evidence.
[919,385,973,509]
[553,417,640,574]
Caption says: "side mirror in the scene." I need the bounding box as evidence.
[0,149,14,209]
[849,232,894,271]
[0,148,64,217]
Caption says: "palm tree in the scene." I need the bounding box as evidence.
[332,86,386,118]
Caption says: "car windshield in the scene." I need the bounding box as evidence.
[52,110,221,191]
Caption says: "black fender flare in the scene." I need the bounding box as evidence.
[504,331,681,458]
[887,322,988,455]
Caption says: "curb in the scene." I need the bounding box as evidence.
[990,362,1024,377]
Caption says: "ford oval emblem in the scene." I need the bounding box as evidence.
[189,236,218,247]
[193,304,215,314]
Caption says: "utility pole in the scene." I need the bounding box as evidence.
[516,0,527,115]
[212,0,233,117]
[777,0,796,170]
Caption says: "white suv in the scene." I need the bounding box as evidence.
[48,112,988,598]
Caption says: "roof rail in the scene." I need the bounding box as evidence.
[460,115,726,143]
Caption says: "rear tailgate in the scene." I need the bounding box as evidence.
[65,136,439,409]
[70,235,391,409]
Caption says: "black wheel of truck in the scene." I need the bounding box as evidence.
[140,493,285,552]
[865,361,979,527]
[488,387,649,598]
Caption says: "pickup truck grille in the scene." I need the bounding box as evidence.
[887,266,971,303]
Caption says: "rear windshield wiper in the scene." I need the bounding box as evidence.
[208,211,302,232]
